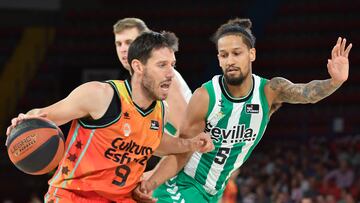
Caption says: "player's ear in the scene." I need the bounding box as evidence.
[249,48,256,62]
[131,59,144,74]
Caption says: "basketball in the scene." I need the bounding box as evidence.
[6,117,65,175]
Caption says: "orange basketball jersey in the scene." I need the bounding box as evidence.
[47,80,164,202]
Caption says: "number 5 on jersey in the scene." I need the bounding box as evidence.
[214,147,230,165]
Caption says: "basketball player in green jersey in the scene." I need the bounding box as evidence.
[132,18,352,203]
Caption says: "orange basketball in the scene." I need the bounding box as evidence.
[6,117,65,175]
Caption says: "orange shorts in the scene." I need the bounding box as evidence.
[44,186,136,203]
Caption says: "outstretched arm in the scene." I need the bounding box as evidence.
[266,37,352,105]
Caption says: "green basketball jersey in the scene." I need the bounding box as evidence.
[183,74,270,196]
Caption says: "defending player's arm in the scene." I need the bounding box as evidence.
[6,82,113,135]
[266,37,352,106]
[154,132,212,156]
[132,87,211,202]
[164,70,190,137]
[153,95,213,156]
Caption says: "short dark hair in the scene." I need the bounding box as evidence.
[127,31,179,74]
[212,18,256,49]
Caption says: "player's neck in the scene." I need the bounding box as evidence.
[130,76,154,109]
[224,75,253,98]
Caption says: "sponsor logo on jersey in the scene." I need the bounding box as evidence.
[123,123,131,137]
[205,122,257,144]
[123,112,130,119]
[246,104,259,114]
[104,137,153,165]
[150,120,159,130]
[218,99,224,108]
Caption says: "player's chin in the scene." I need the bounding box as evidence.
[155,92,168,100]
[160,93,169,100]
[159,88,170,99]
[226,71,241,78]
[122,63,131,70]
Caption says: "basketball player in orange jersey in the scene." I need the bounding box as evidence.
[113,18,192,171]
[6,31,214,203]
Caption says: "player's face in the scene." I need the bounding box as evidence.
[115,27,141,71]
[217,35,256,85]
[142,47,175,100]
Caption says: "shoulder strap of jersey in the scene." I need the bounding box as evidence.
[78,80,122,129]
[202,75,221,119]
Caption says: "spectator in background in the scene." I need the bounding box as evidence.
[325,194,337,203]
[255,184,271,203]
[349,177,360,201]
[324,159,354,189]
[291,177,303,202]
[337,188,355,203]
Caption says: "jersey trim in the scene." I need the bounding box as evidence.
[164,122,177,136]
[60,129,96,189]
[160,100,165,135]
[124,79,157,117]
[78,81,122,129]
[49,124,81,191]
[203,82,216,120]
[219,75,254,103]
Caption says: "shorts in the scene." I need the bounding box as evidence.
[153,171,222,203]
[44,186,136,203]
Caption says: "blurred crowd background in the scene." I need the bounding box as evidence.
[0,0,359,202]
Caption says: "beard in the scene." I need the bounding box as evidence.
[142,69,160,100]
[224,69,248,85]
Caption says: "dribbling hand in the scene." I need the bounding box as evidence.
[6,113,47,136]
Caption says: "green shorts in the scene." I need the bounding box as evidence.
[153,171,222,203]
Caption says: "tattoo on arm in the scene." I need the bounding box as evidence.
[269,77,341,104]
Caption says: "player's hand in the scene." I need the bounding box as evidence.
[142,170,154,181]
[328,37,352,87]
[6,113,47,136]
[191,132,214,153]
[132,180,157,203]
